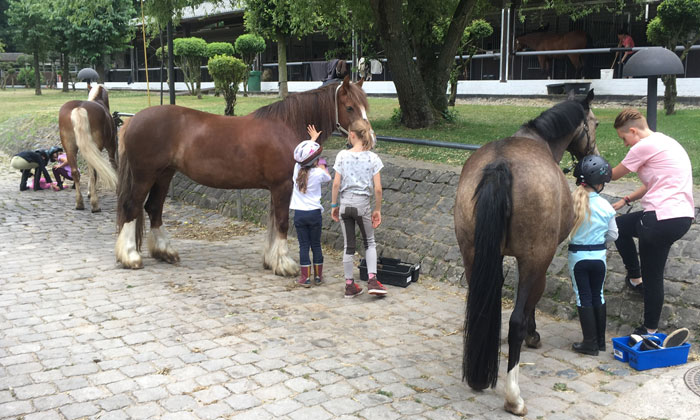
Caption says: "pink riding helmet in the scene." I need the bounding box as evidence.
[294,140,323,167]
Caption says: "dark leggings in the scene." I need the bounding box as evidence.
[615,211,692,329]
[573,259,606,307]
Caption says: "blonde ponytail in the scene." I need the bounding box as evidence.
[569,185,591,240]
[349,119,373,150]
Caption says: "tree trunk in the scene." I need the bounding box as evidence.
[420,0,477,117]
[62,54,70,93]
[33,52,42,96]
[448,66,459,107]
[370,0,434,128]
[277,32,288,98]
[96,61,106,83]
[662,74,677,115]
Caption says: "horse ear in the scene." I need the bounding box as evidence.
[355,78,364,88]
[342,74,351,87]
[585,89,595,105]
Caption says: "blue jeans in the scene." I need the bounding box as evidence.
[294,209,323,266]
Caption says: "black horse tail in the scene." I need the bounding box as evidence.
[116,140,144,251]
[463,159,513,390]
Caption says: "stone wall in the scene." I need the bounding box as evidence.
[171,151,700,337]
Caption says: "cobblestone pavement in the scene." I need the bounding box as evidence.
[1,152,698,420]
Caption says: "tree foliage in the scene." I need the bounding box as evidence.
[647,0,700,114]
[208,54,247,115]
[241,0,316,97]
[173,36,208,98]
[6,0,51,95]
[448,19,493,106]
[234,34,266,67]
[207,42,235,58]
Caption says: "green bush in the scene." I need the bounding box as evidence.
[234,34,266,66]
[207,42,235,58]
[207,54,247,116]
[17,67,44,88]
[173,37,208,97]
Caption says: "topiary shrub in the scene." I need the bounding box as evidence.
[207,54,247,116]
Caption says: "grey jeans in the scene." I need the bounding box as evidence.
[339,193,377,280]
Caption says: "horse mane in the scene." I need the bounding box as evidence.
[88,84,110,111]
[252,82,369,143]
[524,100,585,144]
[88,84,103,101]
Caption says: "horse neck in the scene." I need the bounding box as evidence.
[513,127,573,163]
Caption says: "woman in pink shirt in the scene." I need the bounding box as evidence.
[611,109,694,336]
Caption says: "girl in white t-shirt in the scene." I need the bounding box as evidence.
[331,119,385,298]
[291,125,332,287]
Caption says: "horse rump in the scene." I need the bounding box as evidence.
[70,107,118,190]
[463,159,513,390]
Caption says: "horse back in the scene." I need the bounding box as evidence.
[59,99,114,150]
[121,105,297,190]
[455,137,572,260]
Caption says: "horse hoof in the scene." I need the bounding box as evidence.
[75,205,85,211]
[91,208,102,213]
[504,401,527,417]
[525,332,541,349]
[152,250,180,264]
[119,259,143,269]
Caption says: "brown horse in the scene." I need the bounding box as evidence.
[454,90,597,416]
[115,76,370,275]
[58,84,118,212]
[515,30,588,78]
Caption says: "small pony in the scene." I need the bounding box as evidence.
[58,84,118,212]
[454,90,598,416]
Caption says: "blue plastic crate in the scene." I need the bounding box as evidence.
[612,334,691,371]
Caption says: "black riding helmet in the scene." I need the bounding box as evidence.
[48,146,63,161]
[573,155,612,188]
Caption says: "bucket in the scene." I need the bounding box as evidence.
[600,69,614,80]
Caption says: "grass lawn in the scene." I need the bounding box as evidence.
[1,87,698,183]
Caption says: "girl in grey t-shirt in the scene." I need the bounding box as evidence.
[331,119,386,298]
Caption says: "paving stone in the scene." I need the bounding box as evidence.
[1,154,697,420]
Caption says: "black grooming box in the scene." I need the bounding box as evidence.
[359,257,420,287]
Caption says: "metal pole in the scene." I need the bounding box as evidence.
[647,76,657,131]
[167,19,176,105]
[499,8,506,82]
[160,30,164,105]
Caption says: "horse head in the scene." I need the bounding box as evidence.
[335,75,373,143]
[566,89,598,160]
[88,84,110,112]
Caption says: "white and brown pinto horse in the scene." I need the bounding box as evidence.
[454,90,598,416]
[58,84,118,211]
[115,76,371,275]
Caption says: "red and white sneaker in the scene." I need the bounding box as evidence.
[344,282,363,298]
[367,277,387,296]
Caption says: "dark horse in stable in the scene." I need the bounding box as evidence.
[454,90,597,416]
[58,84,118,211]
[115,76,370,275]
[515,30,588,78]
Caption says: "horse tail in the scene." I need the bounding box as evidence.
[463,159,513,390]
[116,131,144,251]
[71,107,118,190]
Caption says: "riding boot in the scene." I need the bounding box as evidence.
[297,265,311,288]
[313,264,323,285]
[572,306,599,356]
[593,303,607,351]
[32,172,43,190]
[19,170,31,191]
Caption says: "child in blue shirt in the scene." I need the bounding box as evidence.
[568,155,618,356]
